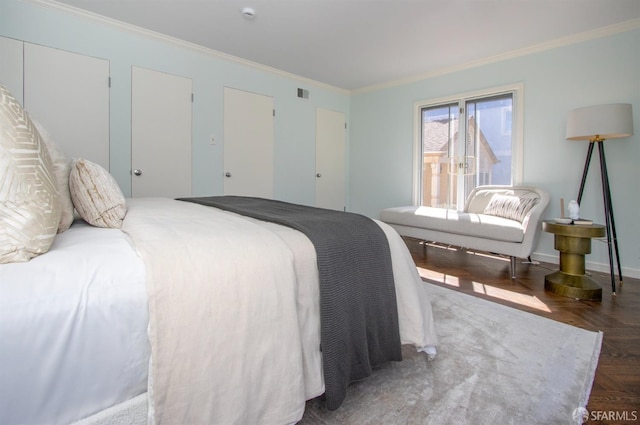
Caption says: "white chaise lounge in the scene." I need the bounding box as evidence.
[380,185,550,278]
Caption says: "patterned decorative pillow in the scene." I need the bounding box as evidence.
[483,194,539,223]
[0,83,61,264]
[69,159,127,228]
[31,118,74,233]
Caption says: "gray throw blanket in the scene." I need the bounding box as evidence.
[179,196,402,410]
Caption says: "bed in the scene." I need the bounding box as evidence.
[0,197,438,425]
[0,82,438,425]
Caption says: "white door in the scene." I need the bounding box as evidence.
[131,67,192,198]
[315,108,346,210]
[223,87,274,198]
[0,36,24,105]
[23,43,110,169]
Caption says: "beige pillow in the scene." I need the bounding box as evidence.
[483,194,538,223]
[31,117,74,233]
[0,83,61,264]
[69,159,127,228]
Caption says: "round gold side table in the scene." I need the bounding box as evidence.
[542,221,605,301]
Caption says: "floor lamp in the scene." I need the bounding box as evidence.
[565,103,634,295]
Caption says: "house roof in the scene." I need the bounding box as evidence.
[423,117,499,165]
[424,119,455,153]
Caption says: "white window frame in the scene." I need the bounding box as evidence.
[412,82,524,207]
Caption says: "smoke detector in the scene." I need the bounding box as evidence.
[241,7,256,19]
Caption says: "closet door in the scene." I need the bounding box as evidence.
[315,108,346,211]
[131,66,192,198]
[24,43,110,169]
[0,36,23,105]
[223,87,274,198]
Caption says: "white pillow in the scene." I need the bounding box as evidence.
[483,194,539,223]
[31,117,74,233]
[0,83,61,264]
[69,158,127,228]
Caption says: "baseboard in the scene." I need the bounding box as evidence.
[531,252,640,280]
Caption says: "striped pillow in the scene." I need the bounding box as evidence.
[483,194,538,223]
[0,83,61,264]
[69,159,127,228]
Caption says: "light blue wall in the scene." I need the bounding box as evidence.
[2,1,639,276]
[0,0,349,206]
[350,28,640,276]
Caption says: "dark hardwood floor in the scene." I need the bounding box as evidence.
[402,237,639,424]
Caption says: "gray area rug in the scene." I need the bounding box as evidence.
[299,284,602,425]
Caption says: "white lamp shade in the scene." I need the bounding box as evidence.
[566,103,634,141]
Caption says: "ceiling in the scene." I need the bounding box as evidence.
[53,0,640,91]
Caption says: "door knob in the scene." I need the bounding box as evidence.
[133,169,142,176]
[316,173,322,178]
[225,172,232,177]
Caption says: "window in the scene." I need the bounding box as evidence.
[502,107,512,136]
[413,84,523,209]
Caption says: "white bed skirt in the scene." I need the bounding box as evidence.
[71,393,147,425]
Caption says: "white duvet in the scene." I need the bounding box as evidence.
[122,198,437,425]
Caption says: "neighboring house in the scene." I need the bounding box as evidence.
[422,116,499,208]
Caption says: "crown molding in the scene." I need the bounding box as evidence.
[19,1,640,96]
[22,0,350,95]
[353,18,640,95]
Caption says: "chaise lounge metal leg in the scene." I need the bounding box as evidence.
[510,256,516,279]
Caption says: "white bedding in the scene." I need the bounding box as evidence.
[0,197,437,425]
[123,198,437,425]
[0,221,149,425]
[123,198,311,425]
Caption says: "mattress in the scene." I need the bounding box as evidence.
[0,221,149,425]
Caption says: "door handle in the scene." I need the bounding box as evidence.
[133,169,142,176]
[316,173,322,178]
[225,172,232,177]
